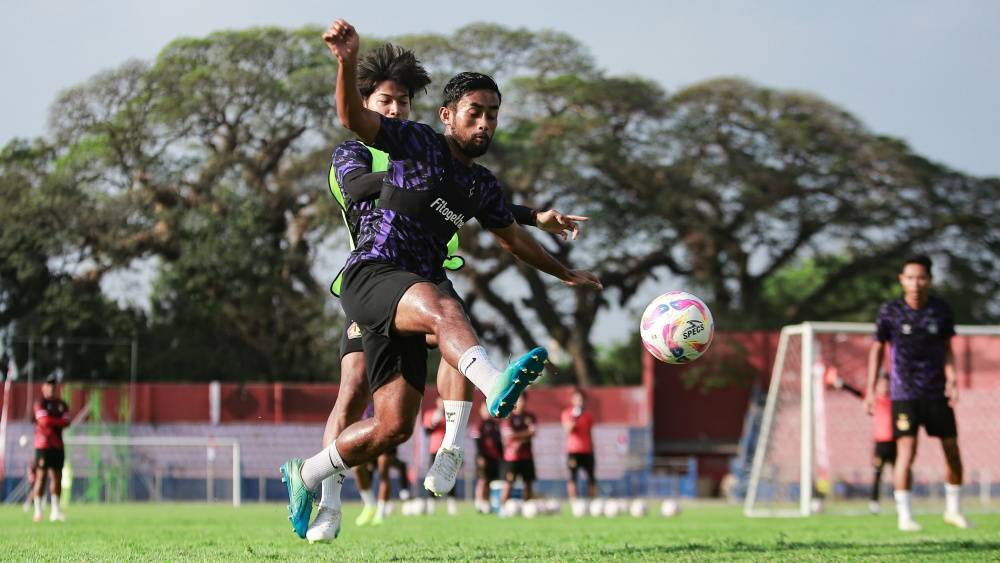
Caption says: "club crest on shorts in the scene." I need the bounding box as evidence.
[896,413,911,432]
[347,322,362,339]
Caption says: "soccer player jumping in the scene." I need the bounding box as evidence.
[864,255,970,531]
[281,19,602,539]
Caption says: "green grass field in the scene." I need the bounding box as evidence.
[2,502,998,561]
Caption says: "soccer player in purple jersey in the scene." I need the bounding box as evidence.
[304,44,589,542]
[280,20,602,538]
[864,255,969,531]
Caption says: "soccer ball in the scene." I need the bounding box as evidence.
[603,500,621,517]
[571,499,588,518]
[639,291,714,364]
[629,499,648,518]
[660,499,681,517]
[522,500,539,519]
[588,499,605,517]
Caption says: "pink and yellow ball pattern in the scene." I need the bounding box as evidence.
[639,291,715,364]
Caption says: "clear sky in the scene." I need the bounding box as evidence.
[3,0,998,177]
[2,0,998,343]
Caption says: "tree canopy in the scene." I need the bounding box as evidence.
[1,24,996,383]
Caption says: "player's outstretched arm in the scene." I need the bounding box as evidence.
[323,19,380,144]
[490,223,602,290]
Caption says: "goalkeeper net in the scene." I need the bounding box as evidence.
[745,322,1000,517]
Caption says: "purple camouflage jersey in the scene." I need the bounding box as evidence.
[875,296,956,400]
[332,140,380,222]
[342,116,514,282]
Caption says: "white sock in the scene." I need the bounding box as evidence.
[33,497,41,515]
[894,490,913,521]
[458,346,502,396]
[376,499,387,518]
[301,441,349,492]
[945,483,962,515]
[360,488,376,508]
[51,495,60,516]
[442,400,472,450]
[319,476,341,509]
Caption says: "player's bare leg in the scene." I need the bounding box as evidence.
[941,438,971,528]
[31,466,46,522]
[373,453,392,525]
[893,435,921,531]
[394,283,546,417]
[48,468,64,522]
[424,361,473,496]
[307,351,370,543]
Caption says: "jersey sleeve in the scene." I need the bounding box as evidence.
[372,115,439,161]
[332,140,374,194]
[874,302,893,342]
[475,173,515,229]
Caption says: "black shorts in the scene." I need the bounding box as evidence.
[873,441,897,466]
[892,398,957,439]
[478,455,500,482]
[35,448,65,471]
[504,459,536,484]
[567,453,596,481]
[339,319,364,358]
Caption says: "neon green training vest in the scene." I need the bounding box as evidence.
[328,146,464,297]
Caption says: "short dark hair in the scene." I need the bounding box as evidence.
[357,43,431,100]
[441,72,502,108]
[901,254,933,276]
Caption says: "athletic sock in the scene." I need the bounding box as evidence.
[894,490,913,522]
[441,400,473,450]
[301,441,349,492]
[33,497,41,516]
[458,346,502,396]
[945,483,962,515]
[360,488,376,508]
[319,476,340,509]
[376,499,387,519]
[50,495,60,517]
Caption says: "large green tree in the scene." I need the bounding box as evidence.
[1,24,996,383]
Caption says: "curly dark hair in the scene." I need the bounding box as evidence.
[357,43,431,100]
[902,254,933,276]
[441,72,502,108]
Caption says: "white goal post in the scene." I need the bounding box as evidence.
[745,322,1000,517]
[65,435,242,507]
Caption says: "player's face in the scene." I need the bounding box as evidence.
[572,392,584,408]
[42,383,54,398]
[363,80,411,120]
[898,263,931,298]
[440,90,499,158]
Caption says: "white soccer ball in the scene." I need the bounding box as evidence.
[401,500,414,516]
[660,499,681,517]
[522,500,539,519]
[424,498,436,515]
[571,499,588,518]
[603,499,621,517]
[588,499,605,517]
[629,499,648,518]
[640,291,715,364]
[503,499,523,518]
[545,499,561,515]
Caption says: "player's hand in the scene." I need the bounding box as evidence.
[562,269,603,290]
[863,394,875,416]
[322,19,359,62]
[535,210,588,241]
[945,378,959,407]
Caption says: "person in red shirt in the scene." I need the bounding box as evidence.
[32,374,70,522]
[562,386,596,500]
[832,372,895,514]
[423,397,458,514]
[471,402,502,513]
[501,393,536,504]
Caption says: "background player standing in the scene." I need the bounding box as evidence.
[31,373,70,522]
[562,386,597,501]
[471,403,503,514]
[500,394,536,509]
[865,255,970,531]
